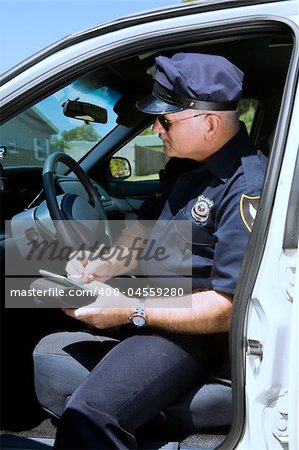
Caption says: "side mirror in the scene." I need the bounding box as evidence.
[62,100,107,124]
[0,146,7,160]
[109,157,131,179]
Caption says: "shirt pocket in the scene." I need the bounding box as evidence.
[174,211,216,250]
[154,219,214,278]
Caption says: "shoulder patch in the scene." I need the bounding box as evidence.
[240,194,260,232]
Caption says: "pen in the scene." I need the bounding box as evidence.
[67,274,94,280]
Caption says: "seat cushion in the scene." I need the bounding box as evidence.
[163,379,232,433]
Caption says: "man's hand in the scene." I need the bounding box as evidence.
[62,281,135,329]
[63,306,130,329]
[66,247,116,284]
[66,222,150,283]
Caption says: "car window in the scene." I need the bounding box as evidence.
[0,80,121,169]
[113,126,167,182]
[113,98,260,182]
[239,99,260,134]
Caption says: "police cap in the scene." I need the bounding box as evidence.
[136,53,244,114]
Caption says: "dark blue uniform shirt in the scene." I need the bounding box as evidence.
[139,122,267,294]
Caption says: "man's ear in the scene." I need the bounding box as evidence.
[205,114,221,141]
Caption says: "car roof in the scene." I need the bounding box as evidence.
[0,0,291,86]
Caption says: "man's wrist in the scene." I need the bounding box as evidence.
[128,298,148,327]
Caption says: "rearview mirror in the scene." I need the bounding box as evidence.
[109,157,131,179]
[62,100,108,124]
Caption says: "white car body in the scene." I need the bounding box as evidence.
[0,1,298,449]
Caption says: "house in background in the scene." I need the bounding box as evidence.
[0,107,58,166]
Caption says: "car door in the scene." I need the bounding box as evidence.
[228,74,299,450]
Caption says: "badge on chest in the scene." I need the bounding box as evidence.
[191,195,214,223]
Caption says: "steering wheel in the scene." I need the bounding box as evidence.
[42,152,112,248]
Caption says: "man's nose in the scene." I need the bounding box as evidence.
[152,117,165,134]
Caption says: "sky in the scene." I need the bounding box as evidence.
[0,0,183,74]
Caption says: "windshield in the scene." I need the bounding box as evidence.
[0,79,121,168]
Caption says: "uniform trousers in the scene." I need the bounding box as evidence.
[33,329,220,449]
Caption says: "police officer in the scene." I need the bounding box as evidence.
[33,53,267,449]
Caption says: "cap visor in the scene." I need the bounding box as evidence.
[136,93,183,115]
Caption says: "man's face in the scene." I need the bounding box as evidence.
[152,109,212,161]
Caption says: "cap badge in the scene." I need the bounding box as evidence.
[191,195,214,223]
[240,194,260,232]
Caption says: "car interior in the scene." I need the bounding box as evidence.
[0,21,295,449]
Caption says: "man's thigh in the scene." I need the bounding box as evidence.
[66,332,209,430]
[33,330,120,417]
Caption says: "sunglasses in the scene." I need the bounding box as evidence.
[157,113,208,132]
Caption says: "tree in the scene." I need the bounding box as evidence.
[50,136,71,152]
[61,124,100,142]
[50,124,101,153]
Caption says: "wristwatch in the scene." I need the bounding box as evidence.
[129,299,147,328]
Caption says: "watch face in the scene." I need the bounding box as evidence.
[132,315,146,327]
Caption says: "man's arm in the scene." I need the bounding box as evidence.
[64,289,232,334]
[146,290,232,334]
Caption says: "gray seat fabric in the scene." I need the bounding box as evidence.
[163,379,232,432]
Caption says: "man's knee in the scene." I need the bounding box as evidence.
[33,332,92,417]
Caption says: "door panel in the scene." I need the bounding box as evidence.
[236,90,299,450]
